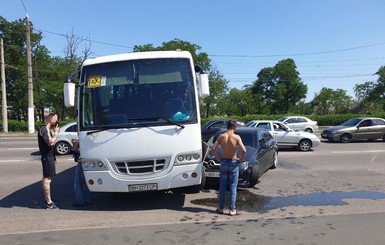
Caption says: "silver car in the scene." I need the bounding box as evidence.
[277,116,319,133]
[246,120,320,151]
[55,122,78,155]
[321,117,385,143]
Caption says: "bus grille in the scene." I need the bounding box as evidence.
[114,159,167,175]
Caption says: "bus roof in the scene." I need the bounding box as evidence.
[82,50,193,66]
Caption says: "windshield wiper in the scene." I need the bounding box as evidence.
[86,125,131,135]
[164,117,185,129]
[128,116,185,129]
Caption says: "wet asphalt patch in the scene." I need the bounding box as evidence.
[191,189,385,213]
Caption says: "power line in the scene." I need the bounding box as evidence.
[38,29,134,50]
[37,29,385,59]
[210,42,385,58]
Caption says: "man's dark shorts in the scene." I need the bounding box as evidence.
[41,155,56,178]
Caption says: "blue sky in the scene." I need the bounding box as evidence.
[2,0,385,101]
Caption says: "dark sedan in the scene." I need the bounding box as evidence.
[203,127,278,188]
[201,119,244,142]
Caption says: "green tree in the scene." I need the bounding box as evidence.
[202,70,229,118]
[354,65,385,113]
[134,38,211,71]
[331,89,352,114]
[272,59,307,113]
[251,67,274,114]
[353,81,379,113]
[220,88,255,116]
[251,59,307,114]
[311,87,352,114]
[311,87,333,114]
[291,100,313,115]
[0,16,50,121]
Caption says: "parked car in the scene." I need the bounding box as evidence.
[55,122,77,155]
[277,116,319,133]
[203,127,278,188]
[245,120,320,151]
[201,119,244,142]
[321,117,385,143]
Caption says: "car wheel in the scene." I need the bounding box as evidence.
[383,134,385,142]
[298,139,312,151]
[248,164,259,187]
[270,151,278,169]
[305,128,313,133]
[55,141,71,155]
[340,133,352,143]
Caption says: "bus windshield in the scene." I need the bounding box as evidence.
[79,58,197,130]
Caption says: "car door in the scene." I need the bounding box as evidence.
[271,122,298,147]
[284,117,301,131]
[372,119,385,139]
[257,130,275,173]
[255,122,283,144]
[355,119,373,140]
[65,124,78,143]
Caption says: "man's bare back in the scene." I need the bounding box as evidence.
[212,130,246,162]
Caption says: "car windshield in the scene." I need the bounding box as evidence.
[277,117,288,122]
[341,118,362,127]
[245,121,255,127]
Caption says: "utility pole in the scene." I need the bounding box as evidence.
[21,0,34,133]
[0,37,8,133]
[24,8,34,133]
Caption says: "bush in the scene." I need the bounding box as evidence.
[201,113,385,127]
[0,119,76,133]
[0,120,28,132]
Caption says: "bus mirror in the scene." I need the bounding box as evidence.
[198,73,209,98]
[64,82,75,107]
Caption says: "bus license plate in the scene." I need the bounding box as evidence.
[205,172,220,178]
[128,183,158,192]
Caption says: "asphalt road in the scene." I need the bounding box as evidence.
[1,134,385,244]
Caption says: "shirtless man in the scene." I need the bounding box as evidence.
[211,120,246,216]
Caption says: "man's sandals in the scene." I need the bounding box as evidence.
[216,208,240,216]
[215,208,224,214]
[229,210,240,216]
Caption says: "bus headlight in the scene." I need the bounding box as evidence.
[175,151,201,165]
[81,159,108,171]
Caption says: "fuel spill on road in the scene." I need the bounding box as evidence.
[192,189,385,213]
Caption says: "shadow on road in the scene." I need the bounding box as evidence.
[0,165,210,213]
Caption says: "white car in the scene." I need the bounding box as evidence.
[246,120,320,151]
[55,122,78,155]
[277,116,319,133]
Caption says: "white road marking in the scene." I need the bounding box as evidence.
[0,148,38,150]
[0,159,27,163]
[332,150,385,154]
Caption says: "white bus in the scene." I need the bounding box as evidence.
[64,50,209,192]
